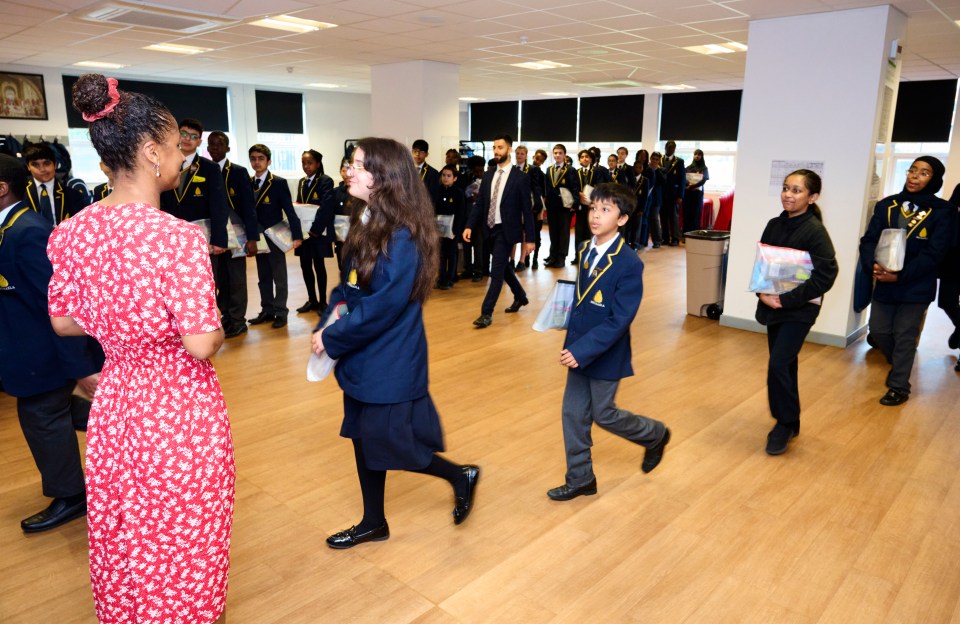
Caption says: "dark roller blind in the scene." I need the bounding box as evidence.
[470,101,519,141]
[255,90,303,134]
[659,90,741,141]
[520,98,578,141]
[63,75,228,130]
[579,94,645,142]
[892,79,957,143]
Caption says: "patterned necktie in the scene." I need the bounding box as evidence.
[488,169,503,228]
[580,246,599,291]
[39,185,54,223]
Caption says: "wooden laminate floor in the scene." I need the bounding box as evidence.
[2,239,960,623]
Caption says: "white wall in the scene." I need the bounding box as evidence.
[304,90,371,182]
[720,6,907,346]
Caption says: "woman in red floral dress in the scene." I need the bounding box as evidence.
[47,74,234,623]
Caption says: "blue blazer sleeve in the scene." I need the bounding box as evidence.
[204,159,231,248]
[276,181,303,240]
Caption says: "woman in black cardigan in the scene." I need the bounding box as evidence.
[756,169,838,455]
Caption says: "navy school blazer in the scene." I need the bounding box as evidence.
[221,160,260,243]
[300,174,336,256]
[159,154,231,248]
[0,204,101,397]
[252,171,303,240]
[467,165,536,245]
[92,183,110,202]
[24,179,90,225]
[563,235,644,381]
[544,164,581,211]
[319,228,428,404]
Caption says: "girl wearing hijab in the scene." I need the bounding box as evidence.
[859,156,957,406]
[682,149,709,236]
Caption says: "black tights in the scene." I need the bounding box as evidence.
[353,439,464,531]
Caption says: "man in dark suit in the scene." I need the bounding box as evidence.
[159,118,231,255]
[0,154,101,532]
[23,143,89,224]
[544,144,581,268]
[660,140,685,246]
[206,131,260,337]
[248,143,303,329]
[463,134,536,328]
[412,139,440,208]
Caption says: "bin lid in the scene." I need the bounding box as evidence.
[685,229,730,240]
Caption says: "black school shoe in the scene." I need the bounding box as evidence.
[765,422,799,455]
[326,522,390,549]
[879,388,909,406]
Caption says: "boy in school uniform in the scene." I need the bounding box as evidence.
[23,143,90,224]
[412,139,441,208]
[547,183,671,501]
[544,144,580,268]
[248,143,303,329]
[436,164,466,289]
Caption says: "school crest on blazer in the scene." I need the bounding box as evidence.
[575,237,625,307]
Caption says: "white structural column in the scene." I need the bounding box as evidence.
[371,60,460,167]
[720,6,907,347]
[642,93,660,151]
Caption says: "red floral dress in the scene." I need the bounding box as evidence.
[47,202,235,624]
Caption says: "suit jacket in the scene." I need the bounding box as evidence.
[544,164,581,212]
[577,167,606,211]
[0,203,101,397]
[419,163,441,208]
[300,174,336,257]
[24,179,89,224]
[518,163,545,213]
[92,183,111,202]
[253,171,303,240]
[563,235,644,381]
[221,159,259,243]
[160,153,231,248]
[660,155,686,203]
[467,165,535,245]
[612,163,637,188]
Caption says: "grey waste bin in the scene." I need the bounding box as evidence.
[685,230,730,318]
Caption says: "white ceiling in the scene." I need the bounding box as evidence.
[0,0,958,100]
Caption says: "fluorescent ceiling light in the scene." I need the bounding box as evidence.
[652,84,695,91]
[306,83,340,88]
[74,61,127,69]
[511,60,571,70]
[459,97,483,101]
[684,42,747,55]
[250,15,336,33]
[144,43,212,55]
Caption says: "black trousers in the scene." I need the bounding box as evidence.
[574,206,591,252]
[298,241,329,306]
[766,322,813,426]
[481,226,526,316]
[869,300,928,393]
[439,237,458,284]
[682,190,703,235]
[547,205,572,262]
[255,237,288,318]
[216,254,249,327]
[661,195,680,243]
[17,382,86,499]
[462,230,484,275]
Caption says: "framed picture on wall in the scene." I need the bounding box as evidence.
[0,71,47,120]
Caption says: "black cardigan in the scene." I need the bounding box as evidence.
[755,210,838,326]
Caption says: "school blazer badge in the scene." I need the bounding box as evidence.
[348,268,358,288]
[591,290,604,307]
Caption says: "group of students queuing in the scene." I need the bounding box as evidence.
[1,71,960,623]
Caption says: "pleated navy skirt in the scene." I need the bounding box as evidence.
[340,393,445,470]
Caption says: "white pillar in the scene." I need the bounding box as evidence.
[370,60,460,170]
[642,93,660,151]
[720,6,907,347]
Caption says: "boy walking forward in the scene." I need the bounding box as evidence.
[548,183,671,501]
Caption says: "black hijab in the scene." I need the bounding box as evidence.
[894,156,951,210]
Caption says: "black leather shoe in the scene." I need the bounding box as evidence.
[296,301,319,313]
[471,274,483,283]
[224,323,248,338]
[326,522,390,549]
[21,496,87,533]
[249,312,274,325]
[515,261,525,272]
[505,297,529,313]
[271,317,288,329]
[453,465,480,525]
[547,479,597,501]
[652,242,661,249]
[949,329,959,350]
[642,428,671,473]
[473,314,493,328]
[880,388,909,406]
[765,423,798,456]
[532,260,539,270]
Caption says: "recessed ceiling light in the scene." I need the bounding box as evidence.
[250,15,335,33]
[306,83,341,88]
[652,84,695,90]
[144,43,212,55]
[459,97,483,101]
[684,42,747,55]
[511,60,571,70]
[73,61,127,69]
[540,92,574,96]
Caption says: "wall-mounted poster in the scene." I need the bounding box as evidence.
[0,72,47,120]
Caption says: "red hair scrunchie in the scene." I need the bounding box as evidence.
[82,77,120,122]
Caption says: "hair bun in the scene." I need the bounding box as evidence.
[72,73,112,117]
